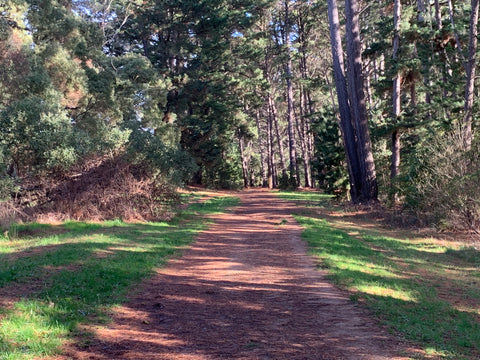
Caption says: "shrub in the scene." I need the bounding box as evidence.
[30,156,180,222]
[402,132,480,231]
[311,109,348,195]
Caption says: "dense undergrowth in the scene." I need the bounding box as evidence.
[279,191,480,360]
[400,134,480,232]
[0,195,238,359]
[0,155,185,235]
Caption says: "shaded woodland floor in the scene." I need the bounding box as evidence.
[54,189,419,360]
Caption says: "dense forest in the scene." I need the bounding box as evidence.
[1,0,480,229]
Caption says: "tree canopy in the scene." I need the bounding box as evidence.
[2,0,480,228]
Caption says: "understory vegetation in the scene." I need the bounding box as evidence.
[0,195,238,359]
[401,135,480,231]
[279,191,480,359]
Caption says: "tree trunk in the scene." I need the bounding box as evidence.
[261,33,279,188]
[296,96,312,188]
[434,0,442,28]
[365,61,373,108]
[255,110,268,187]
[390,129,400,197]
[266,104,276,188]
[238,135,250,188]
[415,0,432,112]
[302,94,313,188]
[435,0,452,100]
[297,12,314,188]
[284,0,299,187]
[391,0,401,202]
[327,0,362,202]
[269,93,287,181]
[344,0,378,202]
[462,0,479,150]
[447,0,466,66]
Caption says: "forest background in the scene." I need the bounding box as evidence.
[1,0,480,231]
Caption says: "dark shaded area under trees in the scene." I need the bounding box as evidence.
[1,0,480,230]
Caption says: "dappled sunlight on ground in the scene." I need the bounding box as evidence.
[57,190,411,360]
[290,193,480,359]
[355,285,416,302]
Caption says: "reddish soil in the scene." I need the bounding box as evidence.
[57,189,417,360]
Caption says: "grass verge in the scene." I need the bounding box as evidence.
[278,191,480,360]
[0,196,239,360]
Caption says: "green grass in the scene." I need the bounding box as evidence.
[278,191,480,360]
[276,190,333,207]
[0,196,239,360]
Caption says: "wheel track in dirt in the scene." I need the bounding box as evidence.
[58,189,417,360]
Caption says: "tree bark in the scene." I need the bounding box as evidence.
[391,0,401,201]
[462,0,479,150]
[327,0,361,202]
[238,135,250,188]
[269,93,287,181]
[255,110,268,187]
[284,0,299,187]
[344,0,378,202]
[266,104,276,188]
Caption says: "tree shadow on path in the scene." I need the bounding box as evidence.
[61,190,416,360]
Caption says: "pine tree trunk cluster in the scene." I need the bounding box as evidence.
[327,0,378,203]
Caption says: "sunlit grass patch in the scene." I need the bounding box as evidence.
[0,301,66,359]
[185,196,239,214]
[424,347,451,358]
[363,234,449,254]
[0,196,238,359]
[277,191,333,207]
[298,215,418,298]
[356,284,416,302]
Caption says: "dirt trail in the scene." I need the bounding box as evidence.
[60,190,413,360]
